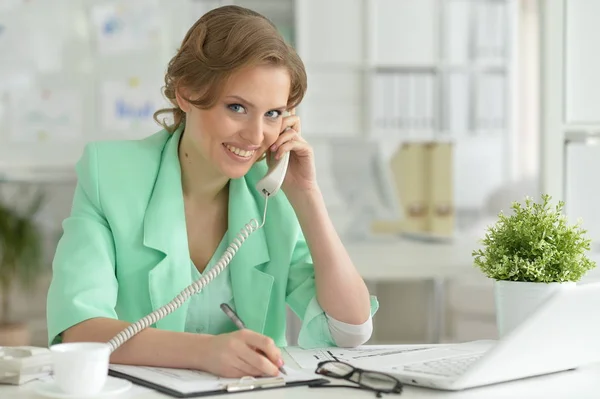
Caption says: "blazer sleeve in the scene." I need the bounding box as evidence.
[46,144,119,346]
[285,229,379,349]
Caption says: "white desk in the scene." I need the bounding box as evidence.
[4,351,600,399]
[344,234,481,343]
[345,235,480,281]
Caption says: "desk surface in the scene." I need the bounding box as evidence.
[345,234,481,281]
[4,351,600,399]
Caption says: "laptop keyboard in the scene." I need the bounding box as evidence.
[403,353,484,377]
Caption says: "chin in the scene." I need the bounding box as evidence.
[218,158,256,179]
[222,167,252,180]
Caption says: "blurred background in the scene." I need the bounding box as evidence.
[0,0,599,347]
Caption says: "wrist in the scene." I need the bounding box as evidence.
[287,187,329,225]
[186,333,214,370]
[286,185,323,210]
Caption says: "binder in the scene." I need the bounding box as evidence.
[108,365,328,398]
[425,142,454,236]
[390,142,428,234]
[373,141,455,238]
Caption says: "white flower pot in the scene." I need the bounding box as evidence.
[494,280,576,337]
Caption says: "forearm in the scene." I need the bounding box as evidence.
[289,188,371,324]
[62,317,212,370]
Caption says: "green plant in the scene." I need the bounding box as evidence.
[0,191,46,326]
[472,194,596,283]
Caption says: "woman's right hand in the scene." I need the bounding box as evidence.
[199,329,284,378]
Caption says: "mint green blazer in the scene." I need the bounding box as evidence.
[46,126,378,348]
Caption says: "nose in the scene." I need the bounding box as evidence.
[239,116,264,145]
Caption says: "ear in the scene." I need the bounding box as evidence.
[175,86,192,113]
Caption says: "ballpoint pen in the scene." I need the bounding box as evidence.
[220,303,287,375]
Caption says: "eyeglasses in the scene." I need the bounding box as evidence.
[314,360,403,397]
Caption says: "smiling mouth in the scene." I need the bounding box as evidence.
[224,144,255,158]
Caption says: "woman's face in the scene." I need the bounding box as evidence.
[178,64,291,179]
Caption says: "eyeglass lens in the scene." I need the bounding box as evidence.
[320,362,398,391]
[320,361,354,376]
[359,371,399,391]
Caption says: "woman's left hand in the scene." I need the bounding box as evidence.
[268,109,317,195]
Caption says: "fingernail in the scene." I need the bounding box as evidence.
[278,359,284,366]
[271,144,277,151]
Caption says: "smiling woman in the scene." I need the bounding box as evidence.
[177,64,292,181]
[46,5,378,380]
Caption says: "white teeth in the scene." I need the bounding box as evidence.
[225,144,254,158]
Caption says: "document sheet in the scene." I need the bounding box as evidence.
[109,364,317,395]
[285,344,452,370]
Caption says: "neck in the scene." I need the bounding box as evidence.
[178,130,229,203]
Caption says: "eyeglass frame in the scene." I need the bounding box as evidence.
[313,360,403,397]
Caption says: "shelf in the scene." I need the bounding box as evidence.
[303,62,368,71]
[0,166,75,184]
[439,63,509,73]
[564,129,600,144]
[371,64,438,73]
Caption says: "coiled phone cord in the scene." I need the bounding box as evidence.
[107,196,269,353]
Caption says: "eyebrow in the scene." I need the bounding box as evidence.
[225,95,287,111]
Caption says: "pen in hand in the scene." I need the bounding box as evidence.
[220,303,287,375]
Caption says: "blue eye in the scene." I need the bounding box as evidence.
[228,104,246,113]
[266,110,281,119]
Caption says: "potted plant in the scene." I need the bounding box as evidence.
[0,190,46,346]
[472,194,596,337]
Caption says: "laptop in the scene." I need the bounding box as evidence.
[385,282,600,390]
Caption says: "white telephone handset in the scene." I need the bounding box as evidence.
[256,151,290,198]
[107,126,291,351]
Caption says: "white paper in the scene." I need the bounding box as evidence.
[100,79,168,134]
[9,88,83,142]
[109,364,317,395]
[90,0,162,56]
[285,344,456,370]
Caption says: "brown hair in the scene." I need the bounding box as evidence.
[153,5,307,133]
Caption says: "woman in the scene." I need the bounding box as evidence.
[46,5,377,378]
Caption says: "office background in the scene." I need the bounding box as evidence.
[0,0,598,347]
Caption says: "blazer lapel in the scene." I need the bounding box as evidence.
[228,175,273,334]
[143,126,191,331]
[142,126,273,334]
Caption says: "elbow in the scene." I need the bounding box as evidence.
[327,314,374,348]
[332,333,372,348]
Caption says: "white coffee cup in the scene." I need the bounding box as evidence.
[50,342,110,395]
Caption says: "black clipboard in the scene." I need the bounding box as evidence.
[108,368,329,398]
